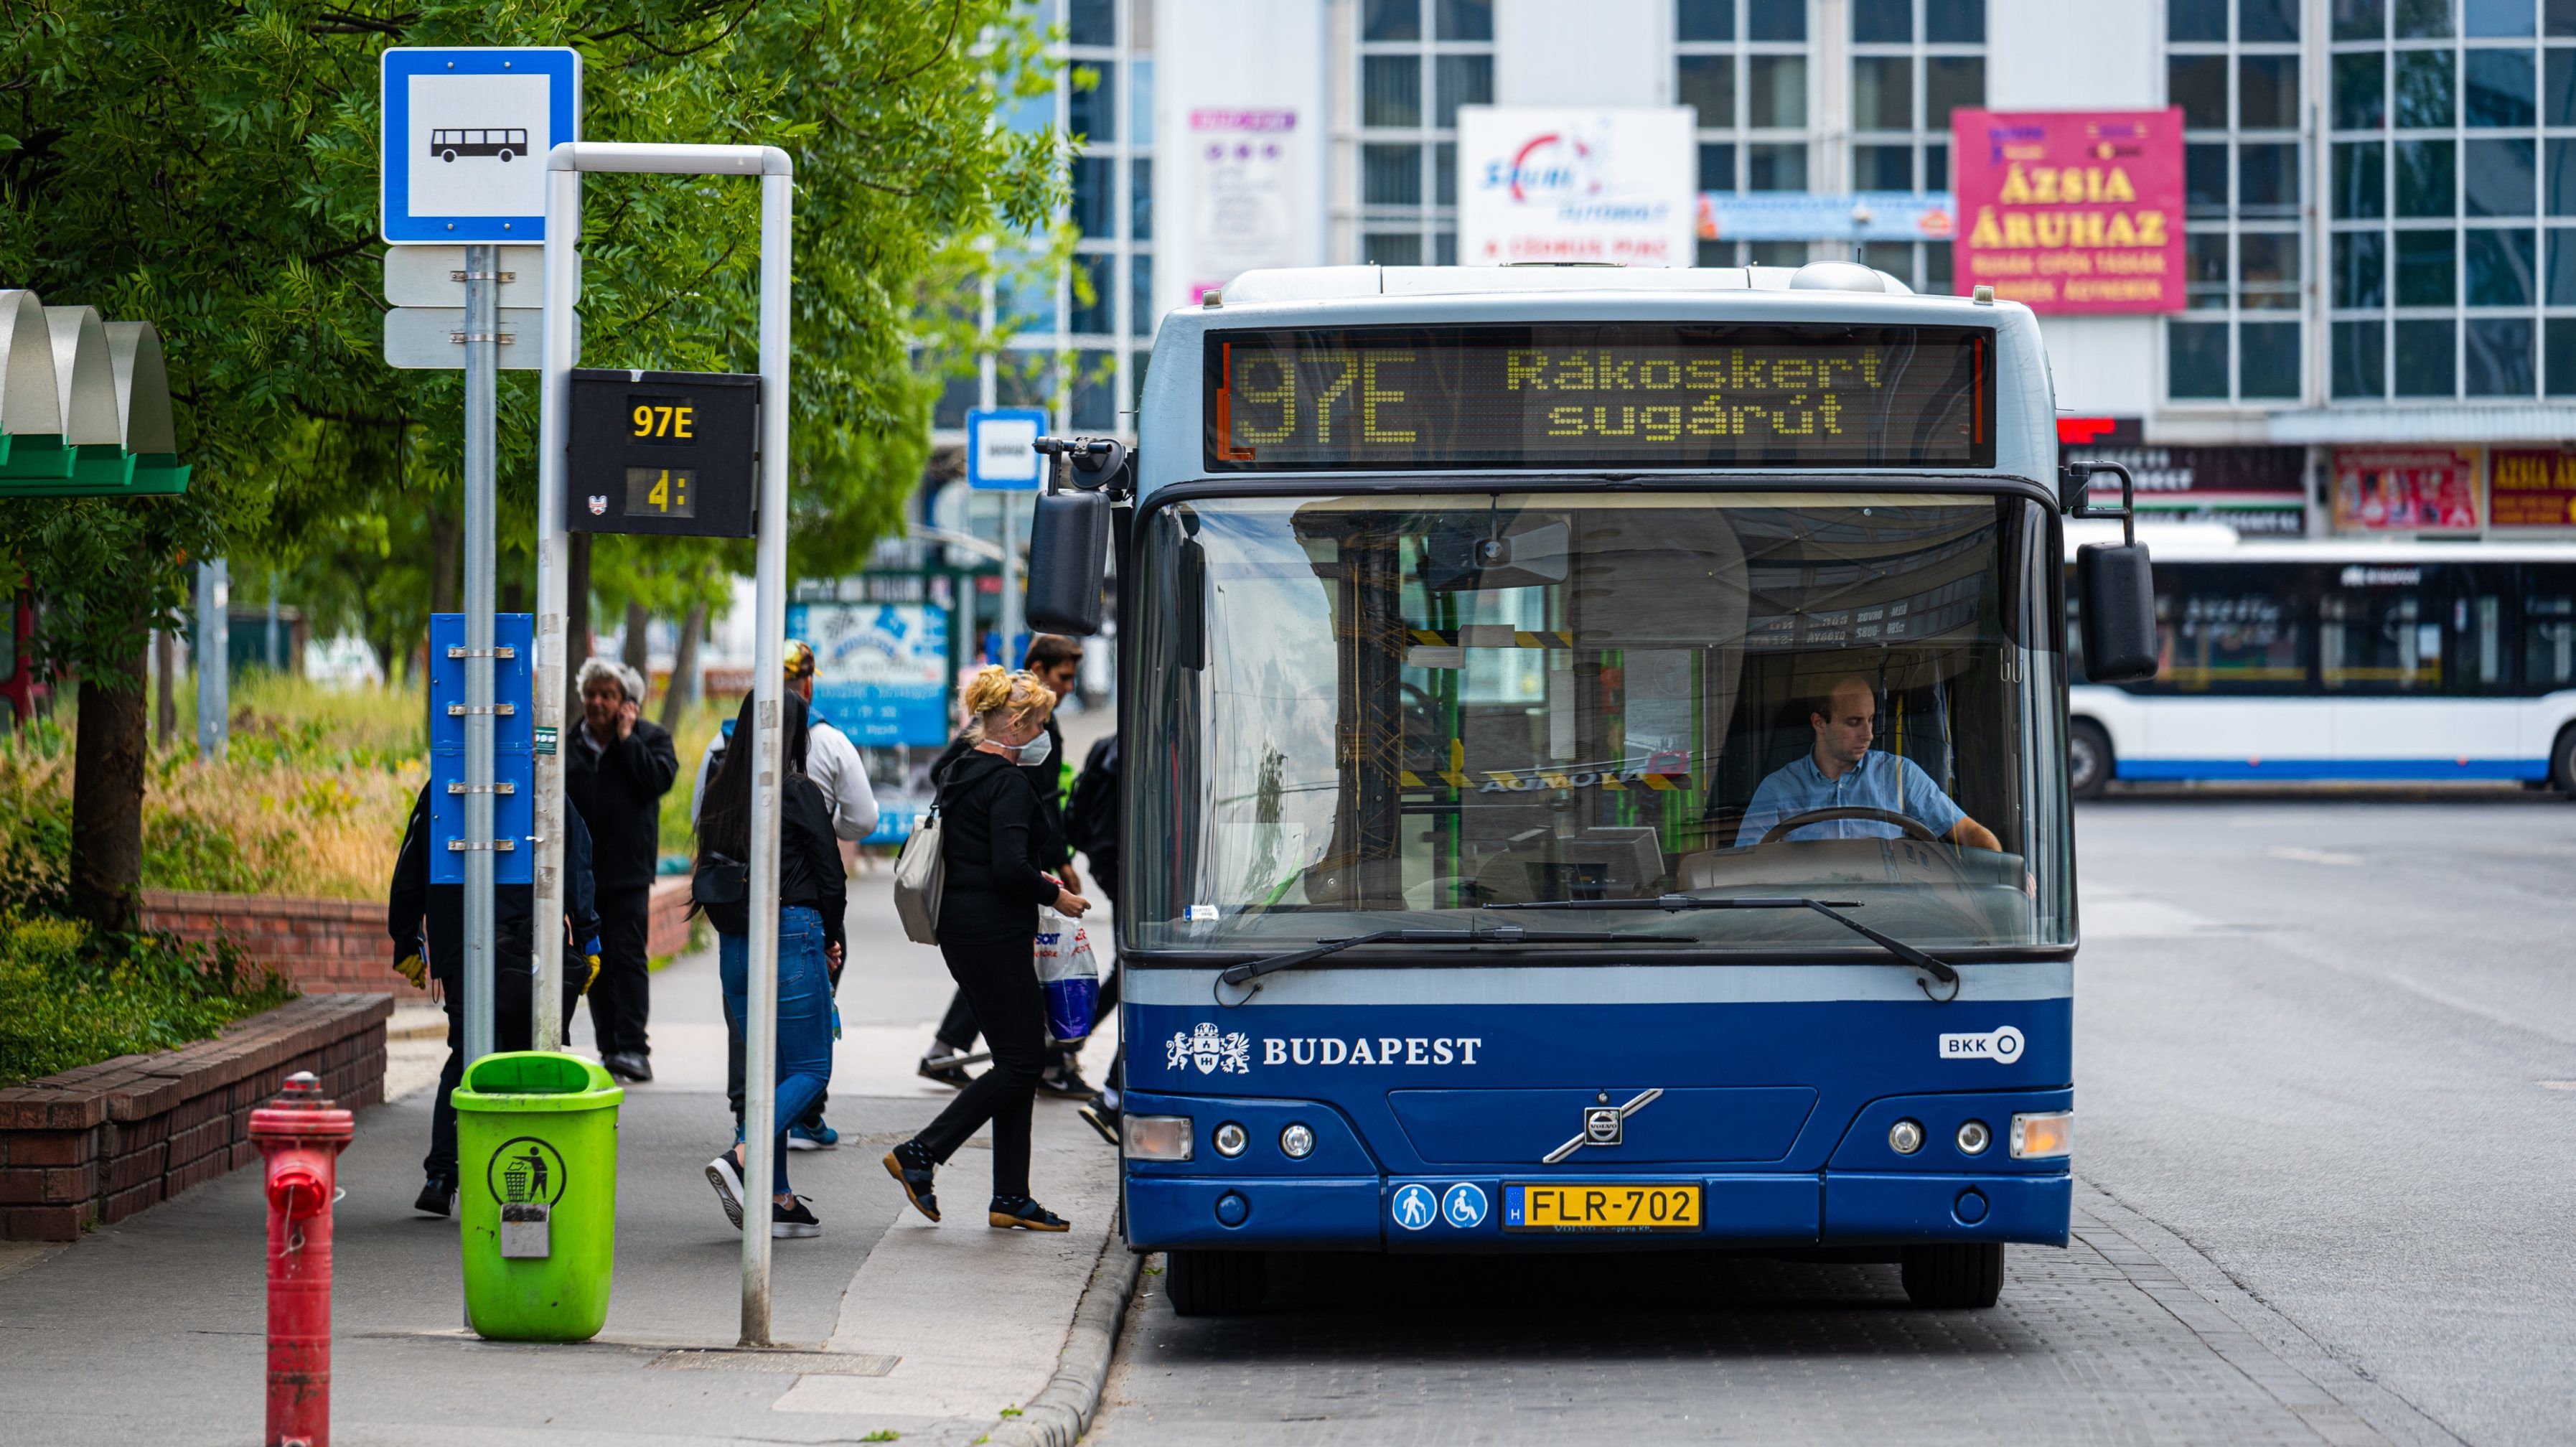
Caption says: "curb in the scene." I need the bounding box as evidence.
[984,1224,1144,1447]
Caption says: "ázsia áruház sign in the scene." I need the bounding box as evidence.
[1952,108,2184,314]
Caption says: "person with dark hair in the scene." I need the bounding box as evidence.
[693,690,844,1240]
[1739,675,2002,850]
[568,655,678,1083]
[916,634,1092,1097]
[884,667,1090,1232]
[388,786,601,1217]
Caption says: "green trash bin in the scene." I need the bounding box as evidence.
[451,1052,624,1342]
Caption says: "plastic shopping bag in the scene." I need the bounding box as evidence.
[1034,908,1102,1042]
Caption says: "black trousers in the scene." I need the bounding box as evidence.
[426,967,582,1181]
[585,884,654,1057]
[935,853,1120,1063]
[910,931,1049,1199]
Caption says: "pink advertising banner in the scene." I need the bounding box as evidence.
[1951,108,2185,314]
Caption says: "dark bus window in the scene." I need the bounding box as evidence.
[2526,564,2576,691]
[2152,565,2312,693]
[2448,564,2512,694]
[2320,563,2440,693]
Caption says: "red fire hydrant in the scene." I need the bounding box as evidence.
[249,1070,354,1447]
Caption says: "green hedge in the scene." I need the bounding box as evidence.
[0,912,295,1088]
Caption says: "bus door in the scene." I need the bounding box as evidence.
[2321,562,2502,773]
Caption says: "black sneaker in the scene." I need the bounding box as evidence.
[1077,1102,1120,1148]
[771,1196,821,1240]
[604,1051,654,1083]
[706,1152,747,1230]
[989,1195,1071,1232]
[917,1055,975,1089]
[413,1175,456,1217]
[1036,1066,1097,1102]
[882,1141,941,1223]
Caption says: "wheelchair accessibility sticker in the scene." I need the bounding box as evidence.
[1441,1183,1489,1229]
[1392,1183,1438,1231]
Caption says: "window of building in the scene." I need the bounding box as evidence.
[1682,0,1813,202]
[2171,0,2305,401]
[2331,0,2568,399]
[1838,0,1982,293]
[1358,0,1491,266]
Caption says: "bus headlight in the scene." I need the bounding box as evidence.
[1213,1122,1248,1158]
[1279,1123,1316,1158]
[1124,1115,1194,1161]
[2010,1111,2072,1160]
[1888,1119,1925,1154]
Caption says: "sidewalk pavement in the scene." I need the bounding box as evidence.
[0,871,1129,1447]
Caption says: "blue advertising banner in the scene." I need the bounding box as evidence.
[788,600,953,747]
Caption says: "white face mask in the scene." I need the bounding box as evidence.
[1011,731,1053,769]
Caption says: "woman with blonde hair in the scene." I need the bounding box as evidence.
[884,667,1092,1230]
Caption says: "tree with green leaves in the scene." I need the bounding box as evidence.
[0,0,1068,929]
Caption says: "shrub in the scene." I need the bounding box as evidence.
[0,912,295,1087]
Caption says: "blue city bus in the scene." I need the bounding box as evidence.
[1054,263,2137,1316]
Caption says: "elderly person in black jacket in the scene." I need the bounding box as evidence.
[388,785,599,1217]
[567,657,678,1082]
[883,667,1091,1233]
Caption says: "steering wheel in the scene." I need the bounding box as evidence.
[1758,806,1945,846]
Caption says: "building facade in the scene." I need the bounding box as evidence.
[945,0,2576,543]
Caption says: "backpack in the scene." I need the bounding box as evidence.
[1064,735,1120,857]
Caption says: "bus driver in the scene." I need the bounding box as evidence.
[1738,676,2004,851]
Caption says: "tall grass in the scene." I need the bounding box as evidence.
[0,671,428,902]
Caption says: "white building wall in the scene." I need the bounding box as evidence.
[1987,0,2168,420]
[1152,0,1331,320]
[1492,0,1667,107]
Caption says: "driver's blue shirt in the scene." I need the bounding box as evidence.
[1738,749,1964,846]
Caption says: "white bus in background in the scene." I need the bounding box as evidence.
[2066,525,2576,797]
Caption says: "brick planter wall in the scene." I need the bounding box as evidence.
[0,993,392,1242]
[143,879,695,999]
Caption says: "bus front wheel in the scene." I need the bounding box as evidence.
[440,149,457,162]
[1901,1242,2003,1308]
[1166,1249,1267,1316]
[2551,725,2576,797]
[2069,719,2113,800]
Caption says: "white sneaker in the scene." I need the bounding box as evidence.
[705,1153,746,1230]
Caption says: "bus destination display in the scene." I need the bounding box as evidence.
[1205,324,1991,471]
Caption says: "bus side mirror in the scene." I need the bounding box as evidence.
[2077,541,2158,683]
[2062,459,2158,683]
[1026,436,1131,637]
[1026,488,1110,636]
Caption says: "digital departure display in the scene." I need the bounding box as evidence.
[1204,324,1992,471]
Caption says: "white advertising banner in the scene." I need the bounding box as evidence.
[1456,107,1695,268]
[1187,108,1306,302]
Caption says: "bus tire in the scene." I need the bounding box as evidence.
[1166,1248,1267,1316]
[2069,719,2113,800]
[2551,724,2576,797]
[1901,1242,2003,1308]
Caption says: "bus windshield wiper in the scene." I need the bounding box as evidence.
[1486,895,1961,999]
[1214,924,1681,1003]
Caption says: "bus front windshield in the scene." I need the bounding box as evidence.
[1129,490,2073,955]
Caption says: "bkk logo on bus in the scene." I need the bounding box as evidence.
[1165,1022,1485,1074]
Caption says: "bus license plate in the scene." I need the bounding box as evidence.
[1503,1183,1701,1232]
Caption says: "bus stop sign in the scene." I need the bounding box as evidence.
[566,368,759,537]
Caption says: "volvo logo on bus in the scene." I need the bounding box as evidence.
[1583,1107,1624,1146]
[1544,1088,1663,1164]
[1940,1026,2026,1063]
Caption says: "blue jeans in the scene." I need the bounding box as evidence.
[717,907,835,1196]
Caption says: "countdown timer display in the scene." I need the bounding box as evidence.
[566,369,759,536]
[1204,323,1992,471]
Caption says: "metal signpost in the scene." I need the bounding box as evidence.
[380,46,581,1070]
[966,407,1046,665]
[534,141,793,1347]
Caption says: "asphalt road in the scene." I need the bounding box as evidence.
[1088,790,2576,1447]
